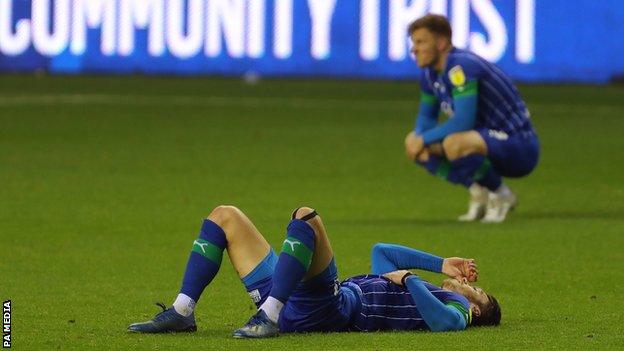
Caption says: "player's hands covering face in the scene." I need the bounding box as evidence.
[442,257,478,282]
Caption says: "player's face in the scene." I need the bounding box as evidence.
[441,278,489,305]
[410,28,443,68]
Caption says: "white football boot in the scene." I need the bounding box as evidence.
[481,184,517,223]
[458,184,489,222]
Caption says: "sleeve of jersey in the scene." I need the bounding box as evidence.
[414,93,440,135]
[404,276,467,332]
[371,243,443,275]
[421,80,478,145]
[415,70,440,135]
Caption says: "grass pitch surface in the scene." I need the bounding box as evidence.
[1,75,623,350]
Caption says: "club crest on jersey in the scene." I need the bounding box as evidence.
[449,65,466,87]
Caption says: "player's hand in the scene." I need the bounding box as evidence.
[405,131,425,160]
[383,270,413,286]
[442,257,478,282]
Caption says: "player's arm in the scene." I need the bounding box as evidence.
[371,243,442,274]
[420,80,478,145]
[414,70,440,135]
[371,243,478,281]
[405,274,467,331]
[384,270,467,331]
[414,92,440,135]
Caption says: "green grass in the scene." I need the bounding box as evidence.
[1,75,623,350]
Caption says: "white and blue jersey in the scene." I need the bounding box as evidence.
[342,275,470,332]
[415,48,540,178]
[417,47,535,144]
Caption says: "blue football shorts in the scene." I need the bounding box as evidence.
[243,251,358,333]
[477,128,539,177]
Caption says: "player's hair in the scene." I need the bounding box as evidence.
[471,294,501,327]
[407,14,452,40]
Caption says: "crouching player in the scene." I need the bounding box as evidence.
[404,15,539,222]
[128,206,501,337]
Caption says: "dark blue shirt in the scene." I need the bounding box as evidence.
[419,48,535,144]
[342,275,470,332]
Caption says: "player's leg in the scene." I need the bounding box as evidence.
[405,131,446,175]
[442,130,503,192]
[407,129,496,189]
[177,205,272,309]
[298,207,335,279]
[128,205,273,333]
[405,131,452,181]
[443,129,540,222]
[442,130,487,160]
[443,131,510,223]
[473,129,540,222]
[406,130,494,221]
[440,131,501,221]
[233,206,336,338]
[208,205,272,278]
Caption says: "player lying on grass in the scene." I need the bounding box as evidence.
[404,15,539,222]
[128,205,501,337]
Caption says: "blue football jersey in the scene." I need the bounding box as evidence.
[342,275,470,331]
[420,48,535,138]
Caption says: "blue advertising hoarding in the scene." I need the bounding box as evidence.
[0,0,622,82]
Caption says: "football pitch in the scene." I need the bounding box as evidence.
[1,75,623,350]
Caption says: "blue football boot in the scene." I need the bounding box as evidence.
[128,303,197,333]
[232,310,279,338]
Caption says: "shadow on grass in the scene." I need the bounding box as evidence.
[515,210,624,221]
[333,217,474,227]
[125,328,232,339]
[333,209,624,227]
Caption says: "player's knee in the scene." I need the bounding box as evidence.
[208,205,241,227]
[416,149,430,162]
[405,132,418,161]
[442,133,464,160]
[371,243,384,255]
[443,132,486,160]
[292,206,323,233]
[292,206,316,220]
[371,242,392,255]
[406,148,418,161]
[404,132,413,149]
